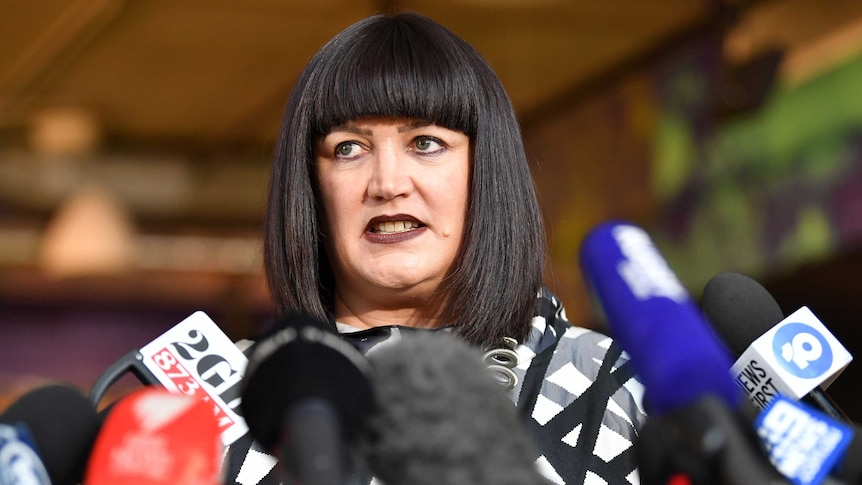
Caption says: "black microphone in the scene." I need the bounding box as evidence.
[90,311,252,448]
[87,311,277,483]
[358,330,547,485]
[636,395,790,485]
[0,384,101,485]
[701,272,850,419]
[240,313,375,485]
[702,272,862,484]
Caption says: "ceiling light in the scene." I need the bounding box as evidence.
[28,107,101,157]
[40,184,135,277]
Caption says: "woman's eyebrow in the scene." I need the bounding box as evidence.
[328,124,372,136]
[328,120,433,135]
[398,120,432,132]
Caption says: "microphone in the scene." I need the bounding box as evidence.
[702,272,862,484]
[578,221,742,415]
[91,311,251,447]
[636,395,791,485]
[0,384,100,485]
[84,387,223,485]
[240,313,375,485]
[701,272,852,418]
[358,330,547,485]
[641,392,860,485]
[755,394,855,485]
[579,221,788,484]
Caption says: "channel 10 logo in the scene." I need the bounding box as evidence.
[772,323,833,379]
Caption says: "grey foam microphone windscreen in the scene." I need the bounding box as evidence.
[359,331,547,485]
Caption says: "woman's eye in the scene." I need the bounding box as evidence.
[414,137,443,153]
[334,141,361,159]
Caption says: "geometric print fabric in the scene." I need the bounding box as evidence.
[222,287,647,485]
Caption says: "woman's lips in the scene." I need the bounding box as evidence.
[365,215,426,243]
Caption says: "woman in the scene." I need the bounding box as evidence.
[230,11,645,485]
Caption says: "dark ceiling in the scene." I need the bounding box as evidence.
[0,0,712,148]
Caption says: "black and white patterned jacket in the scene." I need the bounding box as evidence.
[223,287,646,485]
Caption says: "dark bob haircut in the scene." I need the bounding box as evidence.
[264,12,546,347]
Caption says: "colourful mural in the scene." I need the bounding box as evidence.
[653,44,862,292]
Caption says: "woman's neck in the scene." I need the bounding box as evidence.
[332,291,447,329]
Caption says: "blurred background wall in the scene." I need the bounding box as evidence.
[3,0,862,420]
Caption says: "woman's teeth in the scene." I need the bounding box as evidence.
[372,221,420,234]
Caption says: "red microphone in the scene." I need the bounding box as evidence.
[84,387,223,485]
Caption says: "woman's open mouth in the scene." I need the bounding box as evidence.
[370,220,421,234]
[366,215,426,243]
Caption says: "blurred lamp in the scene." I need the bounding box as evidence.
[40,184,135,277]
[29,107,101,157]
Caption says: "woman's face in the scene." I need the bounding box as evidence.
[314,116,470,315]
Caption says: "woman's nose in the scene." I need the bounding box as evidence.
[367,143,413,200]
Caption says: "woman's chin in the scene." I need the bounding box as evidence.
[369,275,437,294]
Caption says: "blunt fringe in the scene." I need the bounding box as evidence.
[264,12,546,347]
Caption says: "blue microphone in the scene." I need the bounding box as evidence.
[579,221,742,415]
[579,222,793,484]
[755,395,854,485]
